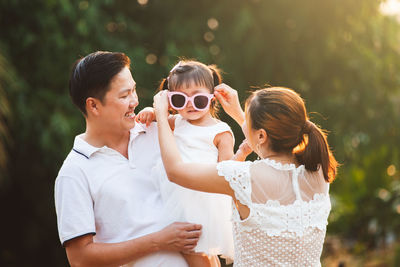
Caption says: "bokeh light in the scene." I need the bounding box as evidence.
[207,18,219,30]
[138,0,149,6]
[387,164,396,176]
[204,32,215,42]
[106,22,118,32]
[209,45,220,55]
[146,53,157,64]
[79,1,89,10]
[378,188,390,201]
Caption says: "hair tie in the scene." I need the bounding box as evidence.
[170,61,182,73]
[302,120,314,134]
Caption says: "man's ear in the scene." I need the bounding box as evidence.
[257,128,268,145]
[86,97,101,116]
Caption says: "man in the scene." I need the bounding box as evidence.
[54,51,201,266]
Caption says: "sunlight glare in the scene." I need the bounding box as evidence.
[380,0,400,16]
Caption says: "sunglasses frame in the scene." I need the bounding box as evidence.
[167,91,214,111]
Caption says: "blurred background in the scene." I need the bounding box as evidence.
[1,0,400,266]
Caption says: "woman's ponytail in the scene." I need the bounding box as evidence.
[295,120,338,183]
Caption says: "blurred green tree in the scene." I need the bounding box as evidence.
[0,54,11,174]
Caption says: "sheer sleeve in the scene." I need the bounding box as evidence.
[216,160,252,206]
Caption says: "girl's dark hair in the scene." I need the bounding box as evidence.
[69,51,131,115]
[158,60,222,117]
[246,87,338,182]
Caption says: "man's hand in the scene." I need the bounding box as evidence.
[156,222,202,253]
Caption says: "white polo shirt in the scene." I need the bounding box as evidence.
[54,122,188,267]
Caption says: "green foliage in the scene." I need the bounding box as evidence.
[0,0,399,266]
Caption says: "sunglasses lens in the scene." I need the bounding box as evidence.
[193,95,210,110]
[171,94,186,108]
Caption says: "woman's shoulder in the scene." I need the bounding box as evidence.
[217,160,252,177]
[254,158,302,171]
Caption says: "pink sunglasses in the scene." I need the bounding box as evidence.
[167,91,214,111]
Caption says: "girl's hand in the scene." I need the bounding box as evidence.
[237,139,252,156]
[153,90,169,120]
[214,83,245,125]
[232,139,253,161]
[135,107,156,127]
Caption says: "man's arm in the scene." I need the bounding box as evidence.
[65,222,201,267]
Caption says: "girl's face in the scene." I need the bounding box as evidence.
[173,84,213,123]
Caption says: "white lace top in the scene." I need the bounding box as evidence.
[216,158,331,267]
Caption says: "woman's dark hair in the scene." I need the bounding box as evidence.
[246,87,338,182]
[158,60,222,117]
[69,51,131,115]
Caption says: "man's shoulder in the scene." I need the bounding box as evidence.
[130,122,161,164]
[132,122,159,144]
[57,149,89,179]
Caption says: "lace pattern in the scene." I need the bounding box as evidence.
[217,160,252,206]
[216,159,331,266]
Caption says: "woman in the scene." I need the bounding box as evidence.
[153,83,338,266]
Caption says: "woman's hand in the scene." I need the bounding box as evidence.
[214,83,245,126]
[153,90,169,121]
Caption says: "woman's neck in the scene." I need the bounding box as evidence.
[260,149,297,165]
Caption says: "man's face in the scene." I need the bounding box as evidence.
[98,67,138,132]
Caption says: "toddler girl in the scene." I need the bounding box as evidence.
[137,60,248,266]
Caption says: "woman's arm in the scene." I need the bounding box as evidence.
[154,91,235,197]
[214,83,245,126]
[65,222,201,267]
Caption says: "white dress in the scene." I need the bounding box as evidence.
[216,158,331,267]
[153,115,234,260]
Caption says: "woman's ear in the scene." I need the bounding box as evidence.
[257,128,268,145]
[86,97,101,116]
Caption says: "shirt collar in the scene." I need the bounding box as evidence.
[72,134,103,159]
[130,122,147,136]
[72,123,148,159]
